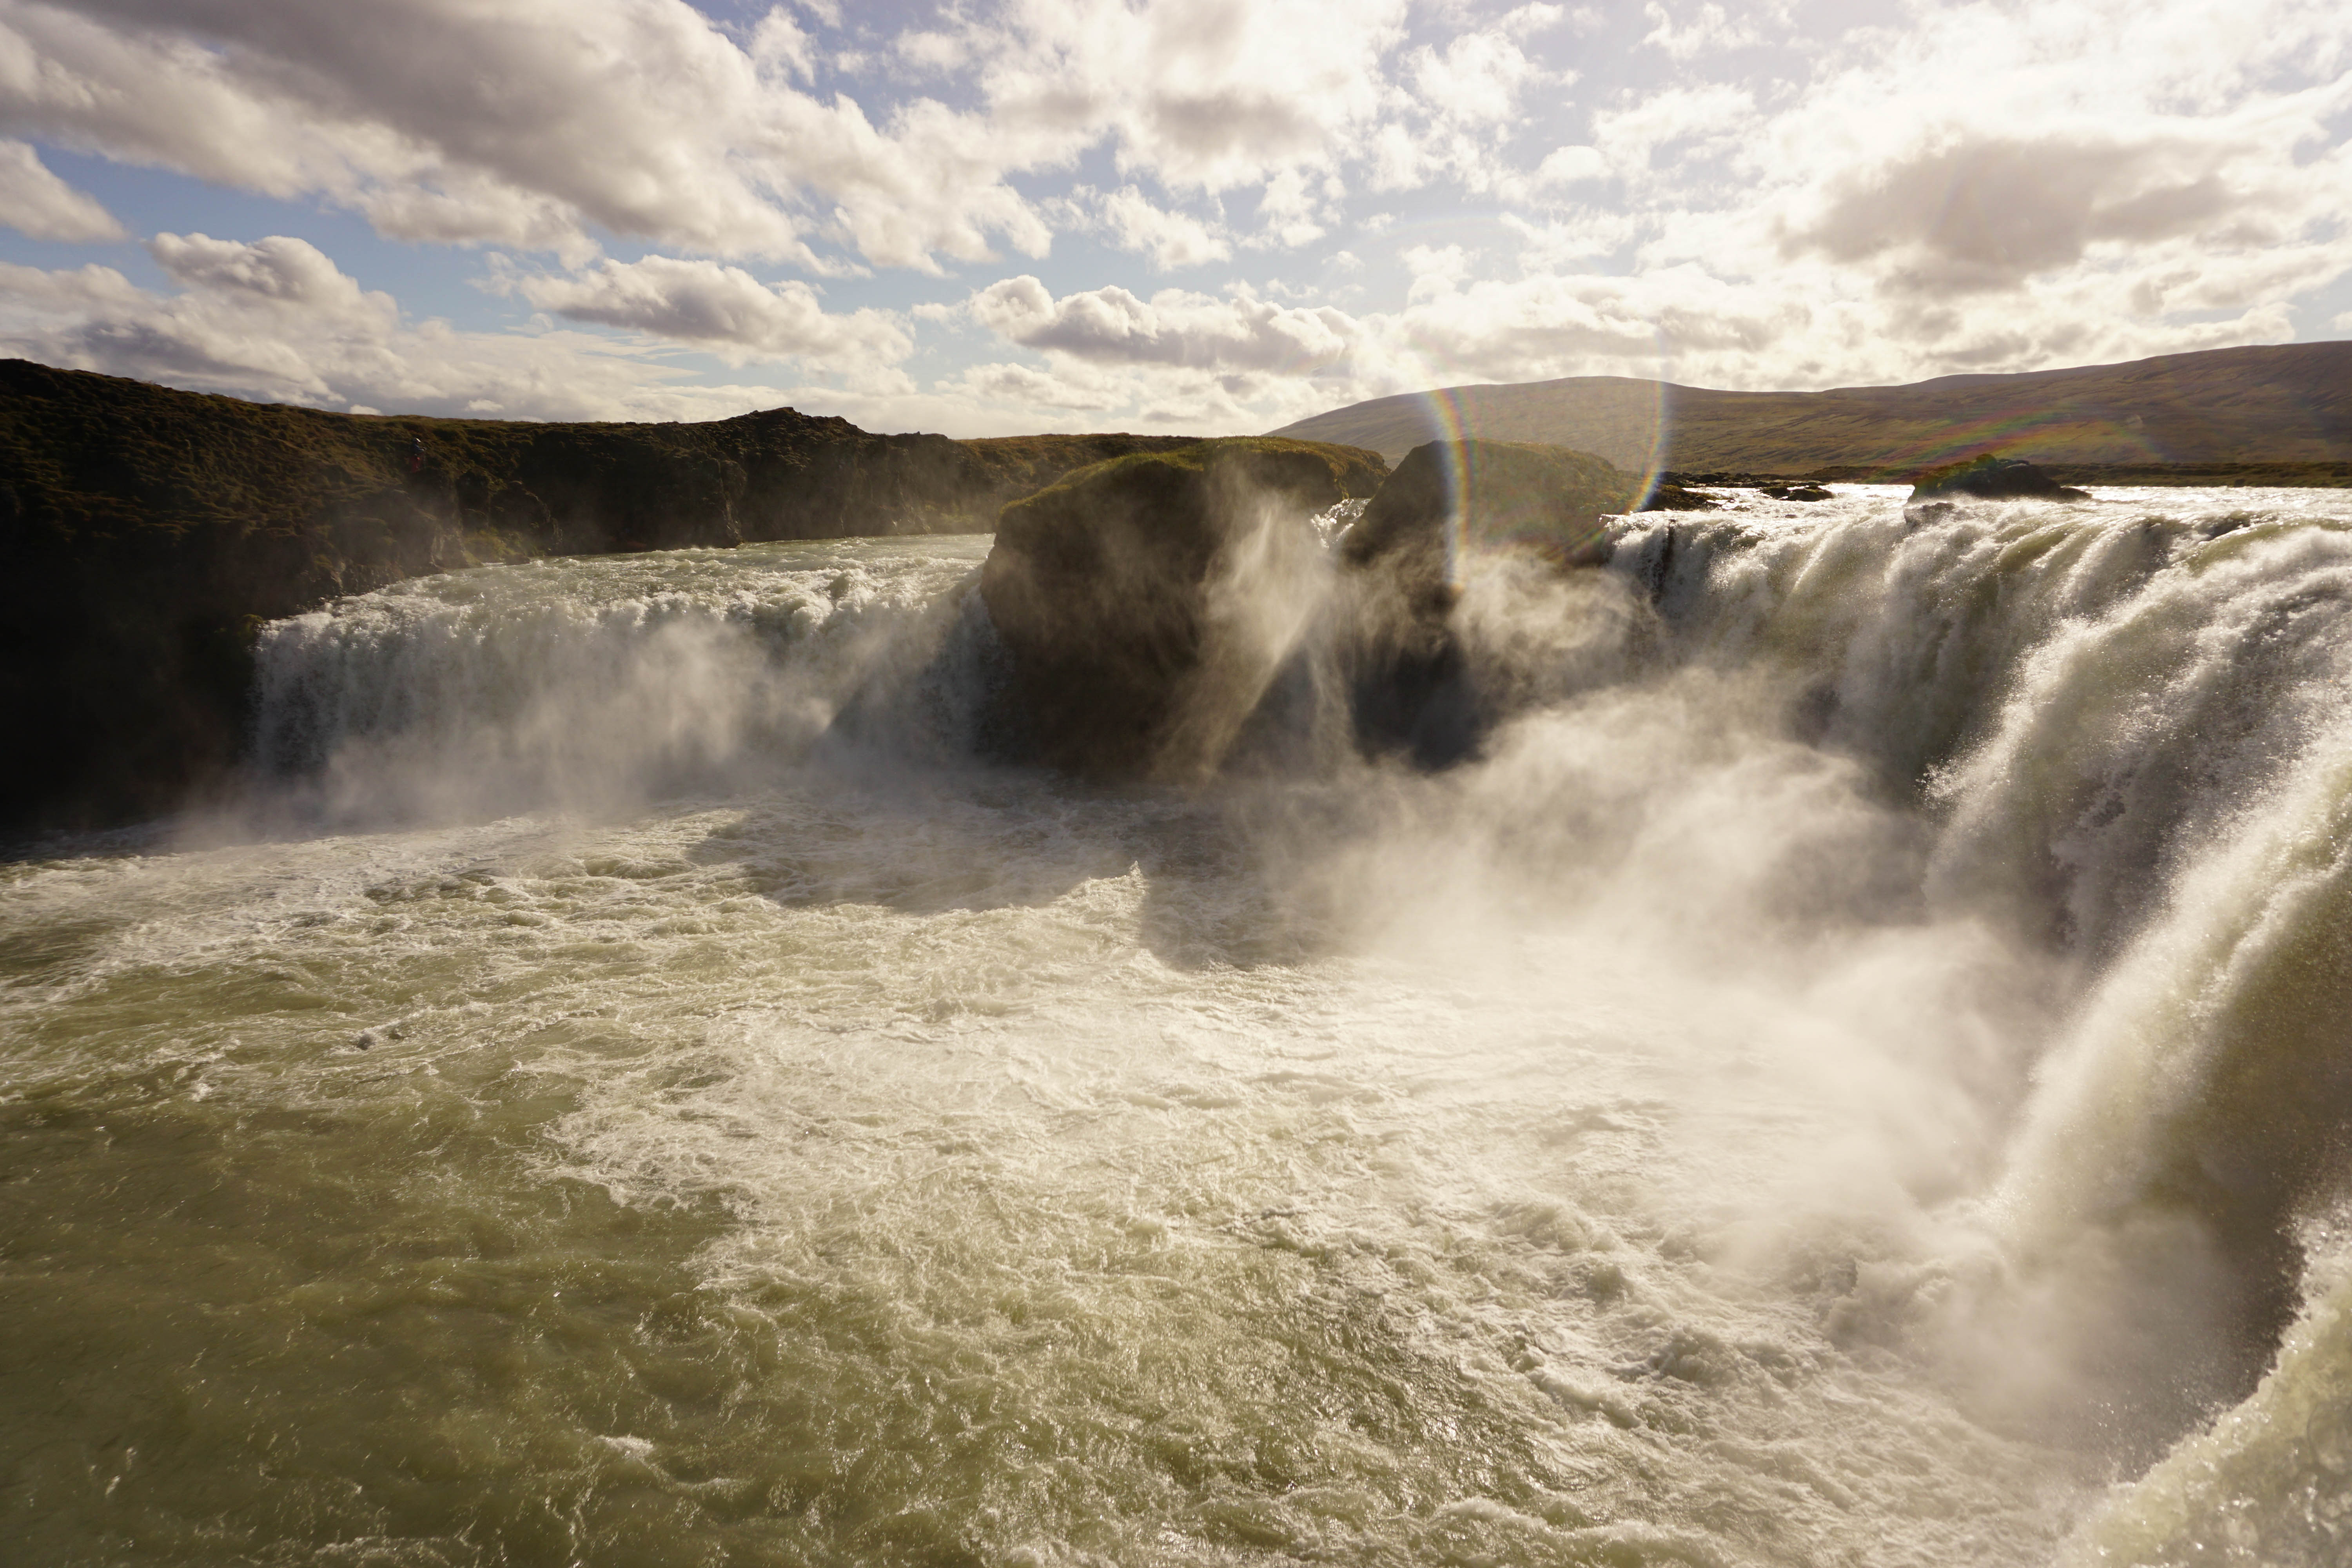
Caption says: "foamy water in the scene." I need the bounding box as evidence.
[5,487,2350,1566]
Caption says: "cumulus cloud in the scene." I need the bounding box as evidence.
[0,232,859,420]
[516,255,910,367]
[1533,144,1608,189]
[0,0,1443,274]
[1408,29,1540,125]
[151,231,386,313]
[1101,186,1230,270]
[1641,2,1764,59]
[1590,82,1757,180]
[0,0,2345,439]
[0,137,121,239]
[969,275,1357,373]
[1791,134,2255,294]
[0,0,1048,270]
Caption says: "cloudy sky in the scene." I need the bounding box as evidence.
[0,0,2346,436]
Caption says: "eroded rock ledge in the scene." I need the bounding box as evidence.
[977,437,1386,779]
[0,360,1223,826]
[976,436,1642,779]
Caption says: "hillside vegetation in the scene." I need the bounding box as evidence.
[1269,342,2352,478]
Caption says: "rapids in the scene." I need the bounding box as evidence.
[5,487,2352,1566]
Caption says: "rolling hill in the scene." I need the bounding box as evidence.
[1267,342,2352,478]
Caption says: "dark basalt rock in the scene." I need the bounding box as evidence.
[1908,455,2091,502]
[1339,439,1643,591]
[0,359,1260,828]
[1639,481,1720,512]
[1334,439,1642,764]
[978,437,1385,779]
[1760,483,1833,501]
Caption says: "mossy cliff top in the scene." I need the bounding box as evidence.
[0,358,1221,556]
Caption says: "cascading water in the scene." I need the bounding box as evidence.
[4,487,2350,1566]
[247,537,1007,824]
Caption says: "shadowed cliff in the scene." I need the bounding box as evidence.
[0,361,1227,828]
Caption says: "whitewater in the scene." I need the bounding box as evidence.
[4,484,2350,1567]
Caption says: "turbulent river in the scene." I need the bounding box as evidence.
[6,486,2352,1567]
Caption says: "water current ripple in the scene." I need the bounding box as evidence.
[5,489,2352,1566]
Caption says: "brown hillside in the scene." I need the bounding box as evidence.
[1268,342,2352,476]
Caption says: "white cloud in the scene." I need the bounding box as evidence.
[1402,241,1476,302]
[1641,2,1763,60]
[1250,167,1328,249]
[1101,185,1230,270]
[150,232,387,316]
[1408,30,1540,125]
[1590,82,1758,179]
[750,10,818,83]
[1789,134,2246,294]
[516,254,910,368]
[1504,208,1637,267]
[969,274,1357,373]
[0,233,849,420]
[1500,4,1568,39]
[953,359,1127,411]
[0,0,2343,441]
[0,0,1051,270]
[0,136,120,240]
[1533,144,1608,188]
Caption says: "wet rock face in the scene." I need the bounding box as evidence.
[1909,455,2091,501]
[1333,439,1641,764]
[978,439,1386,779]
[1339,439,1642,592]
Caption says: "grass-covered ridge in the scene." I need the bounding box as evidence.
[1270,341,2352,478]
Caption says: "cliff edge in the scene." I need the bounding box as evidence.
[0,362,1227,827]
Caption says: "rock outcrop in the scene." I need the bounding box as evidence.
[1334,439,1643,764]
[1339,439,1644,591]
[1907,455,2091,502]
[978,437,1386,779]
[1639,480,1721,512]
[0,359,1235,828]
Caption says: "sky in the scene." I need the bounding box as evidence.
[0,0,2346,438]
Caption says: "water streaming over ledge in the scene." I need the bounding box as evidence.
[6,489,2352,1566]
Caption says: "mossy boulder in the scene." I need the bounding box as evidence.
[1338,439,1645,595]
[1332,439,1641,763]
[978,437,1386,778]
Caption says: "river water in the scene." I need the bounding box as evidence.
[5,487,2350,1566]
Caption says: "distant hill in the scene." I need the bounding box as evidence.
[1267,342,2352,476]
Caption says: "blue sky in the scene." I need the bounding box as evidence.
[0,0,2346,436]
